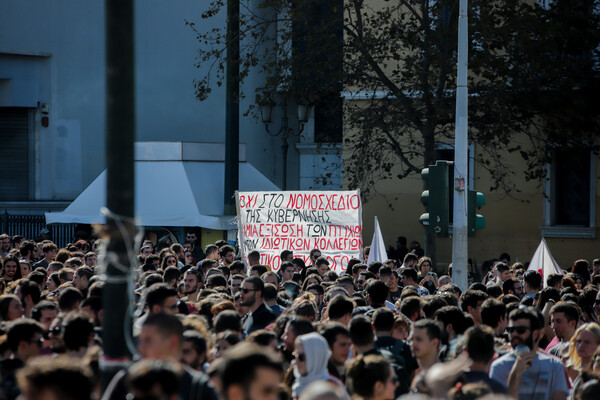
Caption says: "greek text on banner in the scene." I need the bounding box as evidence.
[236,191,363,272]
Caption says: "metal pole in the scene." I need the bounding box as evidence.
[102,0,135,389]
[452,0,469,293]
[224,0,240,215]
[282,139,288,190]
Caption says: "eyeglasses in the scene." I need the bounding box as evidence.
[294,352,306,362]
[240,288,257,294]
[507,326,530,334]
[49,326,62,336]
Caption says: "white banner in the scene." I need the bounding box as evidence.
[236,191,363,272]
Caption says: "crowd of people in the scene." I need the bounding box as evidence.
[1,230,600,400]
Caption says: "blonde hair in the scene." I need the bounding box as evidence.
[567,322,600,371]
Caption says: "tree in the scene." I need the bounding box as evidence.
[189,0,600,197]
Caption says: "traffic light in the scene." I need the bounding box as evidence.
[420,161,450,237]
[468,190,486,236]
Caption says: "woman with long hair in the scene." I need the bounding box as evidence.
[346,354,398,400]
[566,323,600,381]
[160,252,178,271]
[0,293,24,322]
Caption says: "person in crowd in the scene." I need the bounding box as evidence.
[345,354,398,400]
[319,323,352,383]
[0,293,25,322]
[291,332,349,399]
[566,323,600,381]
[461,325,507,394]
[217,342,283,400]
[490,307,569,399]
[547,302,580,357]
[241,276,276,337]
[0,319,45,400]
[16,356,94,400]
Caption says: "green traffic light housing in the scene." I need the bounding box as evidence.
[419,161,450,237]
[468,190,486,236]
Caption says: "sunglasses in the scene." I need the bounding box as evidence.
[48,326,62,335]
[507,326,530,334]
[240,288,257,294]
[294,352,306,362]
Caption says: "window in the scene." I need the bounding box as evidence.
[0,107,33,201]
[541,147,596,238]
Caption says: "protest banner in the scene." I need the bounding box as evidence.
[236,191,363,272]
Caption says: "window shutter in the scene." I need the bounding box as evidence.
[0,107,29,201]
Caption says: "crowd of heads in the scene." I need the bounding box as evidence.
[1,231,600,400]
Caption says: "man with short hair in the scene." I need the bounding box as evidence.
[502,278,523,298]
[84,251,97,267]
[219,342,283,400]
[180,330,208,371]
[19,241,36,262]
[462,325,507,394]
[204,244,219,261]
[230,273,244,296]
[104,312,217,400]
[280,261,295,283]
[33,242,57,269]
[62,312,94,359]
[163,266,181,289]
[460,290,489,325]
[261,271,280,290]
[262,283,285,317]
[327,295,355,326]
[280,249,294,262]
[408,319,441,372]
[181,268,203,302]
[145,283,179,315]
[523,270,542,299]
[59,267,75,283]
[480,298,507,337]
[58,287,83,313]
[372,308,418,395]
[400,268,429,296]
[0,319,45,399]
[402,253,418,270]
[219,245,236,267]
[185,231,205,262]
[240,276,276,337]
[315,256,330,276]
[547,302,579,356]
[490,307,568,400]
[140,245,153,257]
[15,279,40,318]
[320,322,352,382]
[16,356,94,400]
[31,300,58,331]
[73,266,94,297]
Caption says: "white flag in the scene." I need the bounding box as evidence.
[367,216,388,265]
[527,238,563,287]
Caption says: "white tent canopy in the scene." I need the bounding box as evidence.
[45,142,280,230]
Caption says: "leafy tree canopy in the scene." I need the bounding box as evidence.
[189,0,600,198]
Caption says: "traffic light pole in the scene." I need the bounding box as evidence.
[452,0,469,293]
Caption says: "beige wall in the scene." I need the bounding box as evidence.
[345,125,600,270]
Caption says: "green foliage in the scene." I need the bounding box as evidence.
[190,0,600,198]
